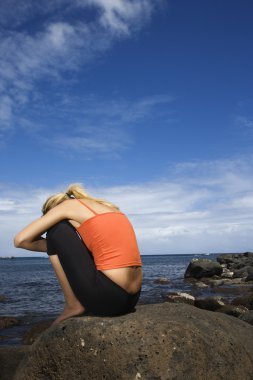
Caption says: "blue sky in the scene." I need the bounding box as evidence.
[1,0,253,256]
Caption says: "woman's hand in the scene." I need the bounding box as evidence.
[14,200,73,252]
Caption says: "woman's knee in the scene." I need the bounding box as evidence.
[46,220,73,242]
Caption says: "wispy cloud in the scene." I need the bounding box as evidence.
[2,155,253,256]
[21,93,175,157]
[0,0,162,131]
[235,116,253,131]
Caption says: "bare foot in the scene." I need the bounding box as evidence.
[52,303,86,326]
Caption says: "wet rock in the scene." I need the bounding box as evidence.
[192,281,209,288]
[195,296,227,311]
[165,292,195,305]
[233,266,253,279]
[231,292,253,310]
[14,303,253,380]
[220,267,234,278]
[0,294,8,302]
[207,279,228,286]
[212,285,253,295]
[0,316,20,329]
[216,252,253,271]
[239,310,253,326]
[205,277,245,287]
[184,259,223,279]
[153,277,171,285]
[216,305,248,318]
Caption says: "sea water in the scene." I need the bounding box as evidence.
[0,254,220,320]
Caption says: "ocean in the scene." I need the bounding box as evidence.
[0,253,220,321]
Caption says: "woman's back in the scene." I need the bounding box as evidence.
[70,199,142,294]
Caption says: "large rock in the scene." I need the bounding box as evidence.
[184,258,223,279]
[15,303,253,380]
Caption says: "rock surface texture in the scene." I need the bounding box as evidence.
[15,303,253,380]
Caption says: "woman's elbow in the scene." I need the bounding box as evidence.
[14,234,25,248]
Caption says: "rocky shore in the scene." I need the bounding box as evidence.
[1,252,253,379]
[179,252,253,324]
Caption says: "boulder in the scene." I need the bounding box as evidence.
[184,259,223,279]
[15,303,253,380]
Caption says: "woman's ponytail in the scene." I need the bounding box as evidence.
[42,183,120,214]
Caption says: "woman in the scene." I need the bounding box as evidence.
[14,184,142,325]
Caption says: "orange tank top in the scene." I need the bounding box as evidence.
[76,200,142,270]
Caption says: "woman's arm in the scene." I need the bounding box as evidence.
[14,200,73,252]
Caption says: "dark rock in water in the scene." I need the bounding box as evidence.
[0,316,20,329]
[0,294,8,302]
[165,291,195,305]
[194,296,227,311]
[14,303,253,380]
[153,277,171,285]
[239,310,253,326]
[231,292,253,310]
[0,347,29,380]
[184,259,223,279]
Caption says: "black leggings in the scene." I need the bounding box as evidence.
[46,221,141,316]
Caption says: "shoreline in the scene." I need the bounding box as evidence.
[1,252,253,347]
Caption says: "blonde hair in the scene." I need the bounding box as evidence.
[42,183,120,214]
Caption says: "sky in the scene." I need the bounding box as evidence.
[1,0,253,256]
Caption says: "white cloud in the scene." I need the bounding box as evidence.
[2,156,253,256]
[47,22,76,49]
[0,0,161,133]
[84,0,154,35]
